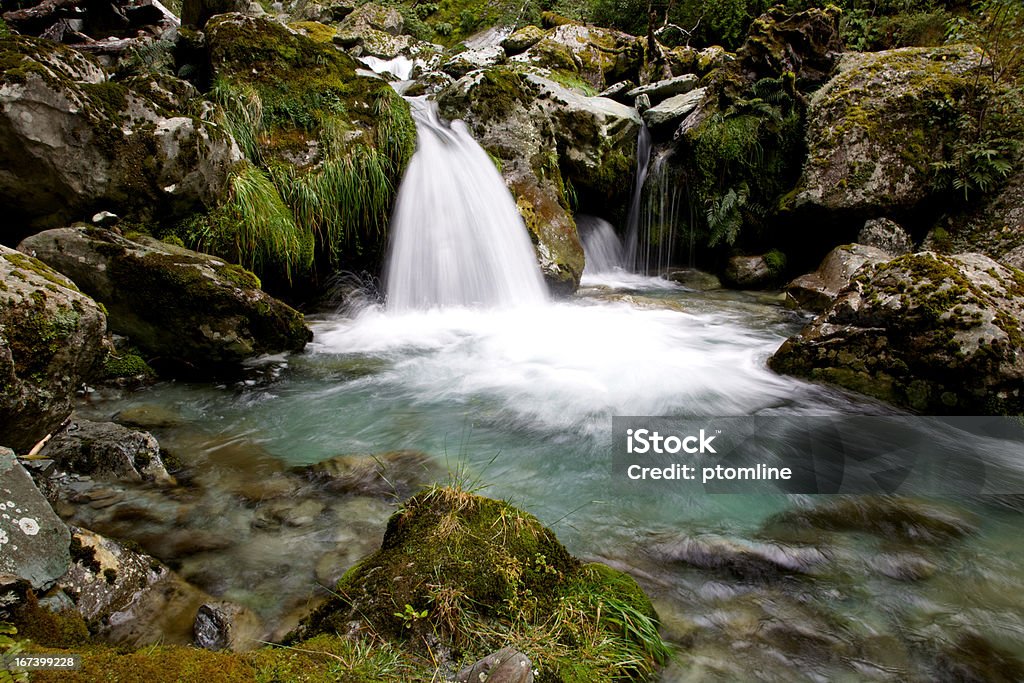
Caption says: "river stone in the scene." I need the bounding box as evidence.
[252,498,325,529]
[59,527,214,645]
[649,534,828,581]
[626,73,698,103]
[770,252,1024,414]
[501,25,545,55]
[18,228,311,376]
[0,246,107,452]
[724,253,780,289]
[858,218,913,256]
[764,497,977,545]
[0,447,71,590]
[193,600,263,652]
[795,45,987,214]
[0,35,240,237]
[114,404,185,430]
[37,417,173,484]
[784,243,890,312]
[666,269,722,291]
[641,87,706,129]
[295,449,434,498]
[457,647,534,683]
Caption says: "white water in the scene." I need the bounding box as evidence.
[578,214,625,275]
[624,124,653,271]
[384,100,549,310]
[359,55,415,80]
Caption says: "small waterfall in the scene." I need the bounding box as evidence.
[384,100,549,310]
[578,215,624,275]
[635,151,684,274]
[623,125,652,272]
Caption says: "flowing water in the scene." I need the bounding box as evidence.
[67,95,1024,680]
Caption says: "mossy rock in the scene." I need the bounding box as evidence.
[295,487,667,681]
[770,251,1024,414]
[0,246,107,452]
[18,228,311,377]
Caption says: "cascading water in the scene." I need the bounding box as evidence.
[384,99,549,310]
[578,215,624,275]
[623,124,652,272]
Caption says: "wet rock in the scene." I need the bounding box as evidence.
[0,246,107,452]
[784,243,889,311]
[649,534,828,581]
[770,252,1024,413]
[19,228,311,376]
[666,269,722,291]
[738,6,842,86]
[0,447,71,590]
[404,70,453,97]
[38,417,173,484]
[457,647,534,683]
[0,35,240,235]
[58,527,212,645]
[114,404,185,430]
[626,73,698,103]
[641,87,706,129]
[868,552,937,581]
[252,498,325,529]
[858,218,913,257]
[764,497,977,545]
[193,600,263,652]
[796,45,987,214]
[934,632,1024,683]
[295,450,434,498]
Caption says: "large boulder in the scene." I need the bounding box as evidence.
[293,488,666,680]
[0,447,71,590]
[770,252,1024,413]
[926,167,1024,260]
[784,243,890,311]
[511,23,644,91]
[795,45,986,215]
[0,246,107,452]
[439,67,640,293]
[0,34,240,239]
[18,228,311,375]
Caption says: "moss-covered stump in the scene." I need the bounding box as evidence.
[795,45,987,215]
[295,487,668,681]
[0,34,240,240]
[770,252,1024,414]
[0,246,107,452]
[18,228,310,377]
[199,13,415,277]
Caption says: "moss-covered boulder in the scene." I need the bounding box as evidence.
[770,252,1024,413]
[784,243,890,312]
[439,66,641,293]
[295,487,667,681]
[738,6,842,87]
[0,246,107,452]
[0,34,241,239]
[511,23,644,92]
[18,228,311,376]
[795,45,986,215]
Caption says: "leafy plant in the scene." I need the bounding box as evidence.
[392,604,429,629]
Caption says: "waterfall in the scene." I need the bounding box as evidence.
[623,125,652,272]
[635,151,684,274]
[578,215,624,275]
[384,99,549,311]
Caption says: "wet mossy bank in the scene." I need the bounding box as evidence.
[17,487,669,682]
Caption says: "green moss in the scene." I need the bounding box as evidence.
[298,487,667,681]
[2,253,77,291]
[10,593,90,649]
[467,66,536,123]
[102,349,156,380]
[287,21,338,44]
[79,81,130,121]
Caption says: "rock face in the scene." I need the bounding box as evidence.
[642,87,707,129]
[37,418,173,484]
[795,45,986,214]
[439,67,640,293]
[193,601,263,652]
[724,253,784,289]
[19,228,311,375]
[770,252,1024,414]
[0,447,71,590]
[0,246,107,452]
[858,218,913,256]
[784,244,890,311]
[0,35,240,237]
